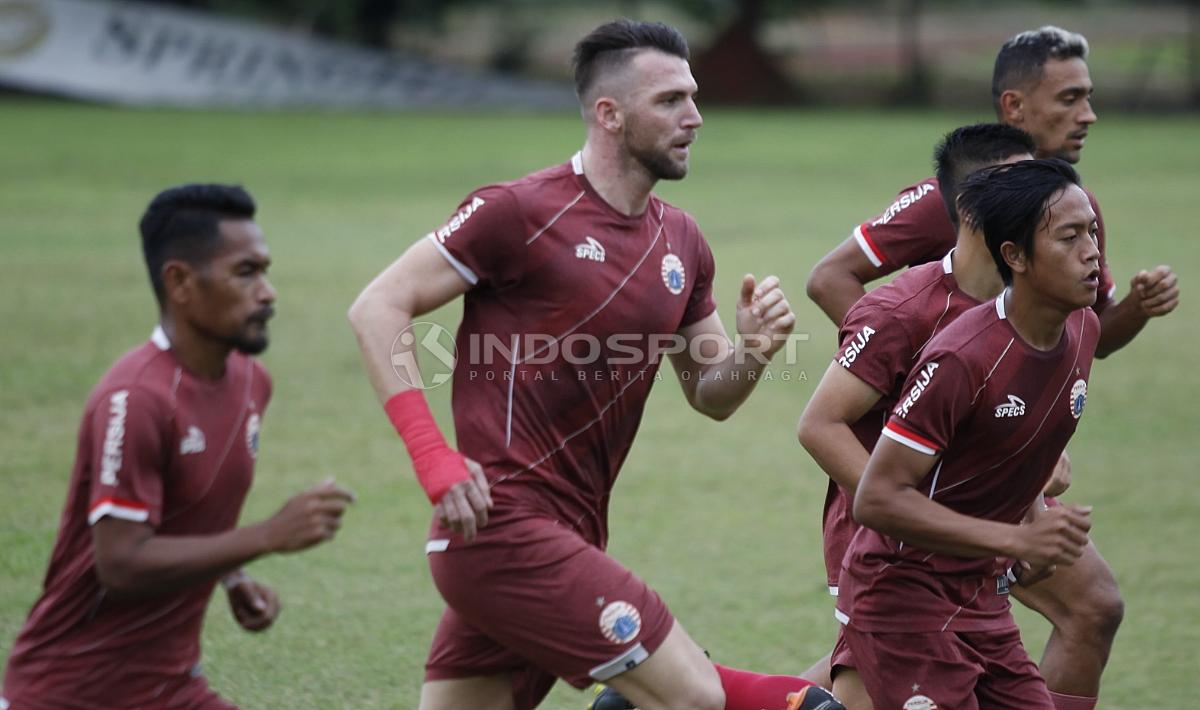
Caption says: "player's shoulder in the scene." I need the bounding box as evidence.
[921,296,1012,365]
[86,338,178,414]
[500,158,582,205]
[853,259,951,318]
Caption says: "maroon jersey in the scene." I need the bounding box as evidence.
[821,252,981,590]
[837,295,1099,633]
[851,178,1115,310]
[428,153,716,547]
[3,327,271,707]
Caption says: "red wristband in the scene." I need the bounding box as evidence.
[384,390,469,504]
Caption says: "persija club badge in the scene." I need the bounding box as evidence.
[661,253,685,295]
[1069,379,1087,419]
[598,601,642,644]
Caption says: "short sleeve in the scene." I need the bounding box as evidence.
[853,180,956,270]
[882,354,974,456]
[87,387,167,528]
[680,221,717,328]
[1087,190,1116,312]
[426,185,526,290]
[835,304,910,396]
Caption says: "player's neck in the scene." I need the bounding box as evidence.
[1002,286,1069,351]
[159,317,231,380]
[952,233,1004,302]
[579,143,654,216]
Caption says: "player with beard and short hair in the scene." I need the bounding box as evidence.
[1,184,355,709]
[801,27,1176,708]
[349,19,840,710]
[838,158,1102,709]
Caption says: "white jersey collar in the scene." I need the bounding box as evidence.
[941,249,954,274]
[995,289,1009,320]
[571,151,584,175]
[151,324,171,350]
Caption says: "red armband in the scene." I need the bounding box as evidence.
[384,390,469,504]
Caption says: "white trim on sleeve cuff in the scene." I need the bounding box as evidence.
[427,234,480,285]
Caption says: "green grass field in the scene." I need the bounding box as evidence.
[1,101,1196,707]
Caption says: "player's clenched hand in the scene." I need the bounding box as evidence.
[225,574,281,632]
[1042,451,1072,498]
[262,478,355,553]
[1133,265,1179,317]
[1011,559,1056,588]
[1013,504,1091,568]
[735,274,796,360]
[434,457,493,541]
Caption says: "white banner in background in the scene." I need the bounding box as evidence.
[0,0,572,108]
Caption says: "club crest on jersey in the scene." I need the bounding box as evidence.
[245,413,261,458]
[575,236,605,262]
[994,395,1026,418]
[661,253,685,295]
[902,695,938,710]
[1069,379,1087,419]
[598,601,642,644]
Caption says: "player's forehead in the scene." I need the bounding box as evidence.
[625,49,697,96]
[213,219,269,263]
[1044,184,1095,230]
[1034,57,1092,95]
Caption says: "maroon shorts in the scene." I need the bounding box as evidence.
[424,515,674,705]
[842,625,1053,709]
[829,623,855,679]
[2,667,235,710]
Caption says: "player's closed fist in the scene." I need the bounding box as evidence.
[262,478,355,553]
[1132,265,1179,317]
[1014,504,1091,567]
[736,273,796,360]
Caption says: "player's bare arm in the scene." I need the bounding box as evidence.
[797,363,882,495]
[854,436,1091,565]
[807,236,890,326]
[92,478,354,599]
[347,237,493,540]
[1094,264,1180,358]
[668,273,795,420]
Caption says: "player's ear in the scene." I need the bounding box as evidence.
[594,95,623,133]
[161,260,196,307]
[998,90,1024,125]
[1000,241,1027,277]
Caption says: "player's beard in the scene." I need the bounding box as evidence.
[229,309,274,355]
[625,121,688,181]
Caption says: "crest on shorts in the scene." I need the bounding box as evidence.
[1069,379,1087,419]
[245,413,261,458]
[902,694,938,710]
[598,600,642,644]
[661,254,685,295]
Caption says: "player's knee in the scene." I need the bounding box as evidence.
[1060,580,1124,645]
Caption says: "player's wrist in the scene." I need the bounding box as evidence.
[384,390,470,504]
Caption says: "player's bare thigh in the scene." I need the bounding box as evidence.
[604,621,724,710]
[831,668,873,710]
[419,675,515,710]
[1010,538,1121,627]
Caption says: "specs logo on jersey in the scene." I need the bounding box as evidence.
[1069,379,1087,419]
[245,413,261,458]
[99,390,130,486]
[661,253,685,295]
[994,395,1026,418]
[180,426,207,455]
[893,362,939,418]
[428,195,486,244]
[838,325,876,368]
[598,600,642,644]
[575,236,606,262]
